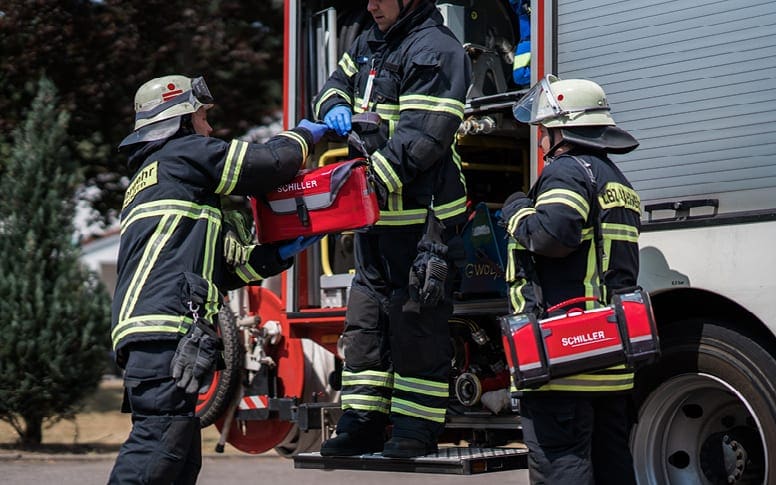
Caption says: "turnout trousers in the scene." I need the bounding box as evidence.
[337,228,457,444]
[109,341,201,485]
[519,392,637,485]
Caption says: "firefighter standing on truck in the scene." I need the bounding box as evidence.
[312,0,471,458]
[501,74,641,484]
[108,74,327,484]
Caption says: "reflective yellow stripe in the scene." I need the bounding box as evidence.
[371,151,402,192]
[314,88,353,118]
[341,394,391,413]
[399,94,465,119]
[338,52,357,77]
[601,222,639,242]
[523,370,635,392]
[215,140,248,195]
[277,130,308,161]
[121,200,221,233]
[353,99,400,120]
[119,213,181,322]
[391,397,446,423]
[375,196,467,226]
[507,207,536,235]
[394,374,448,397]
[536,188,590,220]
[112,315,193,349]
[342,370,394,388]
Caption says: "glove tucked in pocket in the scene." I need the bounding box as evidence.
[170,319,223,395]
[408,208,449,309]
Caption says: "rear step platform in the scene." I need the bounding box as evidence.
[294,446,528,475]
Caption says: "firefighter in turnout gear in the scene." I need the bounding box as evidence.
[314,0,471,458]
[109,75,328,484]
[502,75,641,484]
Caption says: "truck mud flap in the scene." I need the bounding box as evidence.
[293,446,528,474]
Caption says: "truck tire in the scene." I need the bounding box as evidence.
[196,304,243,428]
[631,319,776,484]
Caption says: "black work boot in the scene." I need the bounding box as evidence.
[382,437,438,458]
[320,431,385,456]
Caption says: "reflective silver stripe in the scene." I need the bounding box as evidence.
[341,394,391,413]
[215,140,249,195]
[535,188,589,220]
[507,207,536,235]
[371,151,402,192]
[390,397,446,423]
[121,200,221,233]
[601,222,639,242]
[314,88,353,118]
[376,196,467,226]
[341,369,394,388]
[277,130,308,161]
[119,213,181,323]
[353,100,400,120]
[399,94,465,119]
[112,314,192,349]
[338,52,357,77]
[394,374,448,397]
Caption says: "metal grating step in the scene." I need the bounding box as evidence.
[293,446,528,475]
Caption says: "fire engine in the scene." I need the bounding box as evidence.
[196,1,776,483]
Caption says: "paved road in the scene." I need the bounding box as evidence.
[1,454,530,485]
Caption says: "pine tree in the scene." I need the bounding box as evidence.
[0,77,112,446]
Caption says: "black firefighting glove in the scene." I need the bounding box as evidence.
[171,319,223,394]
[408,209,449,307]
[499,191,532,230]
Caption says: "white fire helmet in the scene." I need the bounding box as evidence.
[119,75,214,148]
[513,74,615,128]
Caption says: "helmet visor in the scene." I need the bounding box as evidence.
[512,74,561,124]
[191,76,214,105]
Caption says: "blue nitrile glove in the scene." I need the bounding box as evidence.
[323,105,352,136]
[278,235,324,260]
[297,119,329,144]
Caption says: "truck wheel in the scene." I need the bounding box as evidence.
[632,319,776,484]
[196,304,243,428]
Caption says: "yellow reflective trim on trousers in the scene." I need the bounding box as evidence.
[509,280,529,313]
[119,213,181,323]
[121,200,221,233]
[391,397,446,423]
[536,188,590,220]
[112,314,193,349]
[507,207,536,235]
[353,100,400,120]
[277,131,308,161]
[339,52,357,77]
[375,196,467,226]
[215,140,248,195]
[315,88,353,118]
[601,222,639,242]
[399,94,465,119]
[371,151,402,192]
[341,394,391,413]
[342,370,394,388]
[394,374,448,397]
[522,371,634,392]
[513,51,530,69]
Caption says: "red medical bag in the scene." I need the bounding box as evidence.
[499,289,659,389]
[251,158,379,243]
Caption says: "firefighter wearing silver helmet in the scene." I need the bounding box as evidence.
[501,75,641,485]
[109,74,329,484]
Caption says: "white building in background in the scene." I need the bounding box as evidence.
[80,228,120,297]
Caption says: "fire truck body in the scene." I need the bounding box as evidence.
[196,0,776,481]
